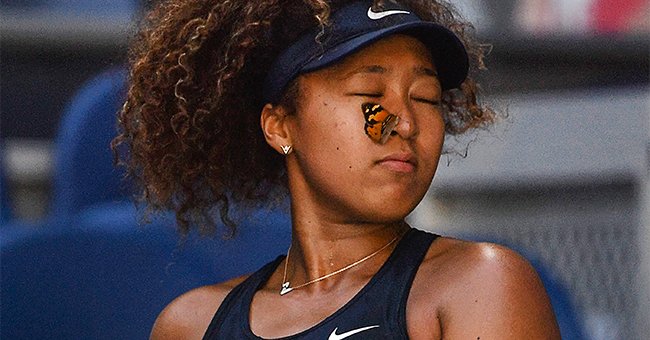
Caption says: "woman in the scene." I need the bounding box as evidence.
[115,0,560,338]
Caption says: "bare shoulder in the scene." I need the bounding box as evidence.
[149,275,247,340]
[410,236,561,339]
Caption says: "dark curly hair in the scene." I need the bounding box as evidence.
[113,0,496,236]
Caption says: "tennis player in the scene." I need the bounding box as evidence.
[115,0,561,338]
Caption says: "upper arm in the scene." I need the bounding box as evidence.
[149,284,232,340]
[442,243,561,339]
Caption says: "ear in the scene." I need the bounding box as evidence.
[260,103,293,154]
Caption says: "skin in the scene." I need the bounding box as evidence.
[150,35,561,339]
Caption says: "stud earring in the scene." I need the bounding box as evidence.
[281,145,292,155]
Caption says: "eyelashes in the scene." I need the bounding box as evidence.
[417,98,442,106]
[353,93,441,106]
[353,93,382,99]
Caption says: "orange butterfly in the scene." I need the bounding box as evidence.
[362,103,400,144]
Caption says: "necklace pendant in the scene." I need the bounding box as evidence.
[280,282,293,296]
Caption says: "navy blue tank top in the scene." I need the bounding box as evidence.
[203,228,438,339]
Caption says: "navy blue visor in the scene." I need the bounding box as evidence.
[262,0,469,104]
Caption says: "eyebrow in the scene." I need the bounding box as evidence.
[414,66,438,78]
[340,65,386,79]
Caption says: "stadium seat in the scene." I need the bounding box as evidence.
[1,159,12,223]
[2,63,291,339]
[0,206,291,340]
[50,66,129,220]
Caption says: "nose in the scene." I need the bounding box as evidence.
[386,99,418,141]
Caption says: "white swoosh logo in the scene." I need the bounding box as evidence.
[367,7,410,20]
[328,325,380,340]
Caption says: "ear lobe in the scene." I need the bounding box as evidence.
[260,103,292,153]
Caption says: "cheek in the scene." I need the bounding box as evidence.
[327,125,368,171]
[305,101,365,147]
[295,102,365,166]
[415,116,446,174]
[425,126,445,158]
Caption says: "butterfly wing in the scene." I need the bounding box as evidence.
[362,103,399,144]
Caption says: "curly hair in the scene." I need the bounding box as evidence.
[113,0,496,236]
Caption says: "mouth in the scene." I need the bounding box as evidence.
[376,152,417,173]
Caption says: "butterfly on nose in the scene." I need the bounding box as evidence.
[362,103,400,144]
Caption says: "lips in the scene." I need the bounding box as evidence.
[377,152,417,172]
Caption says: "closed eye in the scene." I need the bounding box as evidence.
[414,98,442,106]
[352,93,383,98]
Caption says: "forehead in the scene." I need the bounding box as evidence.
[321,34,436,76]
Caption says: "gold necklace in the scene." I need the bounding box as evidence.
[279,233,401,296]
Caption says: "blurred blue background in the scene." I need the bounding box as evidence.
[1,0,648,339]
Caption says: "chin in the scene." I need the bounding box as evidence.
[383,186,428,209]
[358,199,419,224]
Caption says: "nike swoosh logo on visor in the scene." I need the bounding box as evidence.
[328,325,380,340]
[367,7,410,20]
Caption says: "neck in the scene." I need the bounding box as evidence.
[279,159,411,293]
[284,211,409,293]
